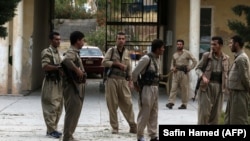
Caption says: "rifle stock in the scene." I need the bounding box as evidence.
[192,52,210,102]
[193,77,202,101]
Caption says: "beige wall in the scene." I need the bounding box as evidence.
[173,0,250,63]
[22,0,34,91]
[175,0,249,48]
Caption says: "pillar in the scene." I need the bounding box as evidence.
[0,24,9,94]
[12,1,24,94]
[189,0,200,95]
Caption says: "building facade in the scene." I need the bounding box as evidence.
[0,0,249,94]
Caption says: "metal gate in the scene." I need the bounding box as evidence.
[106,0,159,60]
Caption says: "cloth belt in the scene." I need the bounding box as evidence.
[144,80,159,86]
[210,72,222,83]
[176,65,188,73]
[111,71,127,77]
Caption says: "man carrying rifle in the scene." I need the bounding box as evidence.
[166,39,197,109]
[195,36,230,125]
[132,39,165,141]
[41,31,64,138]
[102,31,137,135]
[61,31,86,141]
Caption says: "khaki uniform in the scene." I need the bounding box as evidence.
[225,50,250,124]
[102,47,136,132]
[41,46,63,133]
[62,46,85,141]
[132,53,160,139]
[168,49,197,106]
[196,52,230,124]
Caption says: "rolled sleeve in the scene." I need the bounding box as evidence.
[41,49,51,68]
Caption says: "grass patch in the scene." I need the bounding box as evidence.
[219,111,250,124]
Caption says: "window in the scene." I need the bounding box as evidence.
[200,8,212,59]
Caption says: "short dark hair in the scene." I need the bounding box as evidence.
[70,31,85,45]
[212,36,223,45]
[116,31,126,39]
[151,39,164,52]
[231,35,244,47]
[49,31,60,40]
[177,39,184,45]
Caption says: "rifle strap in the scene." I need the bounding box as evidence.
[110,47,114,61]
[201,53,210,72]
[103,48,114,83]
[147,53,158,73]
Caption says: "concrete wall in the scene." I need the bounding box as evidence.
[31,0,51,91]
[54,19,97,40]
[21,0,34,92]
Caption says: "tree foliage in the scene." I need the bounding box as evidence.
[0,0,21,38]
[85,26,106,51]
[55,0,93,19]
[228,5,250,48]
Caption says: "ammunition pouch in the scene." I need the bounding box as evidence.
[45,71,60,81]
[138,70,159,87]
[111,70,127,77]
[176,65,188,74]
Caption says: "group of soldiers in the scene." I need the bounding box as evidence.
[41,30,250,141]
[166,36,250,126]
[41,31,86,141]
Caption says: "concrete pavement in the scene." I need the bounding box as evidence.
[0,78,211,141]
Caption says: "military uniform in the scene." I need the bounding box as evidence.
[196,52,230,124]
[167,49,197,108]
[102,47,136,133]
[62,46,85,141]
[225,50,250,124]
[41,46,63,134]
[132,53,160,140]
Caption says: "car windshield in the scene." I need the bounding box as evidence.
[80,48,102,56]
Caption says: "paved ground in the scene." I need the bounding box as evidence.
[0,77,217,141]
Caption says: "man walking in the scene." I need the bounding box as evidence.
[61,31,86,141]
[195,36,230,124]
[102,31,137,134]
[132,39,165,141]
[41,31,64,138]
[166,39,197,109]
[225,35,250,124]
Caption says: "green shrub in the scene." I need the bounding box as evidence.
[55,0,94,19]
[219,111,250,124]
[85,26,106,51]
[219,112,225,124]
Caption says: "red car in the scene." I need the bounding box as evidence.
[80,46,104,77]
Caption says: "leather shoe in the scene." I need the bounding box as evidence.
[178,104,187,109]
[166,103,174,109]
[129,127,137,134]
[112,129,118,134]
[138,137,145,141]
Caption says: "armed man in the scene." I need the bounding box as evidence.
[41,31,64,138]
[132,39,165,141]
[196,36,230,124]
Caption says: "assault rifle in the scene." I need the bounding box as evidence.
[192,54,210,102]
